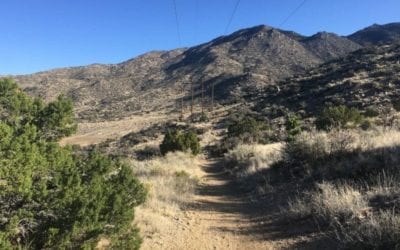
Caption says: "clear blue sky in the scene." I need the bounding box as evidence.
[1,0,399,75]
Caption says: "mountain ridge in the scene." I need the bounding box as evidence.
[12,22,400,121]
[348,22,400,46]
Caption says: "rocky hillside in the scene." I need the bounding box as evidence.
[14,24,365,121]
[255,43,400,119]
[301,32,361,61]
[348,22,400,46]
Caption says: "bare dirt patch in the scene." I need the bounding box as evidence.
[60,114,171,146]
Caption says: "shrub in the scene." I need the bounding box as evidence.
[135,145,161,160]
[160,129,200,155]
[365,107,380,117]
[160,129,185,155]
[280,127,400,249]
[281,131,331,178]
[315,105,363,130]
[0,78,146,249]
[279,129,388,180]
[312,183,367,224]
[283,182,367,225]
[212,136,242,156]
[225,144,282,174]
[228,117,259,137]
[227,116,265,143]
[183,130,201,155]
[284,177,400,249]
[224,143,283,193]
[285,113,302,142]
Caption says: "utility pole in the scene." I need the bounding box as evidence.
[211,82,215,113]
[138,94,141,112]
[180,83,184,121]
[191,79,194,118]
[201,81,204,114]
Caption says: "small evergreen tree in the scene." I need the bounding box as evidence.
[160,129,185,155]
[160,129,200,155]
[285,113,302,142]
[184,130,201,155]
[228,117,259,137]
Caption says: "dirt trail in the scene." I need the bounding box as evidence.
[141,159,277,250]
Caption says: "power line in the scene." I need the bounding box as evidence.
[172,0,182,45]
[194,0,199,42]
[279,0,307,28]
[171,0,184,120]
[224,0,241,34]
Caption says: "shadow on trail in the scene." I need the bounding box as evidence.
[187,158,336,250]
[193,160,256,214]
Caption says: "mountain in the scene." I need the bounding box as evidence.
[301,32,361,61]
[256,43,400,119]
[12,24,394,122]
[348,22,400,46]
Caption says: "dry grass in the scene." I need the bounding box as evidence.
[281,129,400,179]
[225,143,283,170]
[287,128,400,157]
[336,210,400,249]
[130,152,203,245]
[224,143,283,193]
[285,179,400,249]
[131,151,201,213]
[313,183,367,222]
[275,128,400,248]
[283,176,400,248]
[285,182,368,223]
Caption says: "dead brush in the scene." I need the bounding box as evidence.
[224,143,283,194]
[283,182,368,224]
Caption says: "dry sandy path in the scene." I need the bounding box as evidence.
[142,159,276,250]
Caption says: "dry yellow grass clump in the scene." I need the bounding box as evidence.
[286,182,368,222]
[291,128,400,155]
[225,143,283,173]
[130,152,203,246]
[132,151,202,212]
[224,143,283,194]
